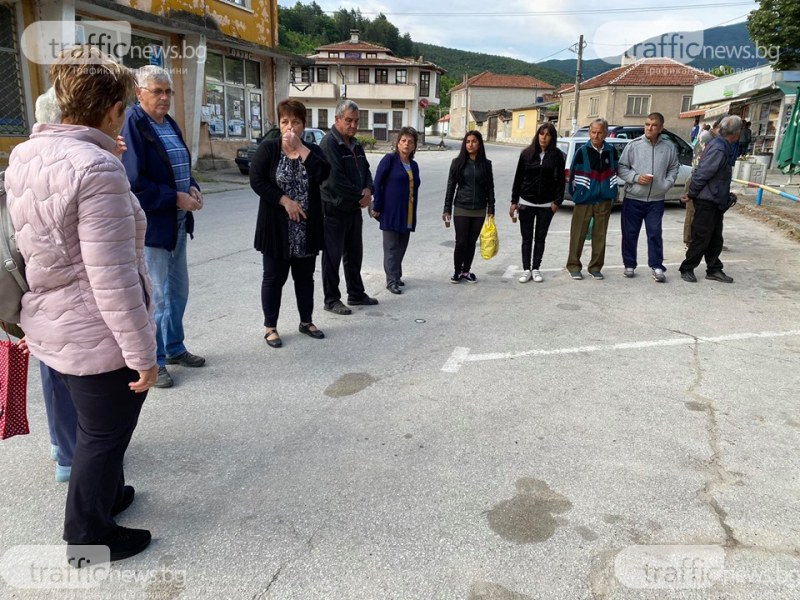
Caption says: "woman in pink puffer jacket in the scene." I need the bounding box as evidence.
[5,46,157,564]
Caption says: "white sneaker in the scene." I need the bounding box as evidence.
[624,267,635,278]
[652,268,666,283]
[532,270,543,282]
[518,270,532,283]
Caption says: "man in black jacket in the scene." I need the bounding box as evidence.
[679,115,742,283]
[319,99,377,315]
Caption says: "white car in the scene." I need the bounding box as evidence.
[557,135,692,205]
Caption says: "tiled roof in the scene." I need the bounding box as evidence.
[313,57,412,67]
[451,70,555,92]
[557,58,714,93]
[316,40,391,53]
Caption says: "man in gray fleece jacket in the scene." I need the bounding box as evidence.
[617,112,680,282]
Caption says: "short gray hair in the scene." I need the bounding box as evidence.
[719,115,743,137]
[35,87,61,124]
[135,65,172,89]
[589,118,608,132]
[335,99,359,119]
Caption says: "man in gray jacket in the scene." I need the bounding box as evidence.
[618,112,680,282]
[679,115,742,283]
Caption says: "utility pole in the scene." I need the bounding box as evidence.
[570,35,586,135]
[464,65,470,136]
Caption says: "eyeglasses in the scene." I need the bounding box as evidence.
[141,87,175,97]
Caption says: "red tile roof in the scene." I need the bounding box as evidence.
[316,40,391,53]
[451,70,555,92]
[557,58,714,94]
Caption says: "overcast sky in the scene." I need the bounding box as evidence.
[278,0,761,64]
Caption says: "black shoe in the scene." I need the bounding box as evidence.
[298,323,325,339]
[398,280,405,286]
[386,284,402,295]
[706,270,733,283]
[450,271,461,283]
[264,329,282,348]
[111,485,135,517]
[324,301,352,315]
[166,351,205,367]
[68,527,151,566]
[680,270,697,283]
[154,367,173,389]
[348,295,379,306]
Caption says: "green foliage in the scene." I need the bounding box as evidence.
[747,0,800,70]
[356,135,377,149]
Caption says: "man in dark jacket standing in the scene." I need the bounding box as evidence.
[319,99,377,315]
[679,115,742,283]
[121,66,205,388]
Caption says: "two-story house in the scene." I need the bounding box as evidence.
[448,71,555,139]
[289,30,444,141]
[556,57,715,140]
[1,0,304,166]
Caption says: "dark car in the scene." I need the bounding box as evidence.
[574,124,693,166]
[235,127,325,175]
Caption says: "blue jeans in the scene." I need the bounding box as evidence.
[621,198,666,271]
[145,214,189,368]
[41,363,78,467]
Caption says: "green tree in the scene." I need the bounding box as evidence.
[747,0,800,70]
[366,14,399,52]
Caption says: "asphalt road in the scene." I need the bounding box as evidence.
[1,141,799,600]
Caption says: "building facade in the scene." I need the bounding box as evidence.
[556,58,715,141]
[448,71,555,139]
[0,0,304,166]
[288,31,444,142]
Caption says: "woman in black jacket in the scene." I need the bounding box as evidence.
[251,99,330,347]
[509,122,565,283]
[443,130,496,283]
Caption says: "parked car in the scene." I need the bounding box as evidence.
[235,127,325,175]
[556,136,692,206]
[573,125,694,166]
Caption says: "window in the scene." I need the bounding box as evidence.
[396,69,407,84]
[122,34,165,69]
[291,66,312,83]
[328,52,339,58]
[681,95,692,113]
[359,110,368,127]
[366,52,377,59]
[358,68,370,84]
[317,67,328,83]
[0,4,27,135]
[461,92,466,108]
[318,108,328,129]
[626,95,651,116]
[306,108,313,126]
[205,52,263,140]
[376,68,388,84]
[393,111,403,130]
[220,0,252,7]
[420,72,431,97]
[391,100,404,109]
[518,114,525,129]
[588,97,599,117]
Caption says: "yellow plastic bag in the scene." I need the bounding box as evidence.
[479,215,499,260]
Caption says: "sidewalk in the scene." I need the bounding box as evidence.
[732,168,800,240]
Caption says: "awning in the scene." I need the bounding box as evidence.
[703,102,732,120]
[776,82,800,96]
[679,109,705,119]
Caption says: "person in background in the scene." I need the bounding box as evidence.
[443,130,496,283]
[250,99,330,348]
[565,118,619,281]
[509,122,564,283]
[683,120,719,248]
[121,66,205,388]
[617,112,680,282]
[319,99,378,315]
[6,45,157,563]
[690,116,701,144]
[679,115,742,284]
[738,120,752,157]
[371,127,421,295]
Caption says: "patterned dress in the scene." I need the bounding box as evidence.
[275,153,311,257]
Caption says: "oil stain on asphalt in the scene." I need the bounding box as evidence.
[486,478,572,544]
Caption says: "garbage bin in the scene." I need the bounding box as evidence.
[754,153,773,169]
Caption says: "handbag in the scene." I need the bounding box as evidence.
[0,326,30,440]
[480,215,499,260]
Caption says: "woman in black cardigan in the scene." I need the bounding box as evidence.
[250,99,330,348]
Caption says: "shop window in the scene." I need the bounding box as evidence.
[206,52,263,140]
[225,57,245,86]
[245,61,260,88]
[122,34,165,69]
[0,4,26,135]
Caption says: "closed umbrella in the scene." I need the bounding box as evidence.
[777,86,800,176]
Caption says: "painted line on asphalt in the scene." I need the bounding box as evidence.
[501,260,749,278]
[441,329,800,373]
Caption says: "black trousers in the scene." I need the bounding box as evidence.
[62,367,146,543]
[680,198,724,274]
[261,254,316,327]
[453,215,484,273]
[518,205,555,270]
[322,209,366,306]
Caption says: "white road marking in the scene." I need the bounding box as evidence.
[441,329,800,373]
[501,260,749,278]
